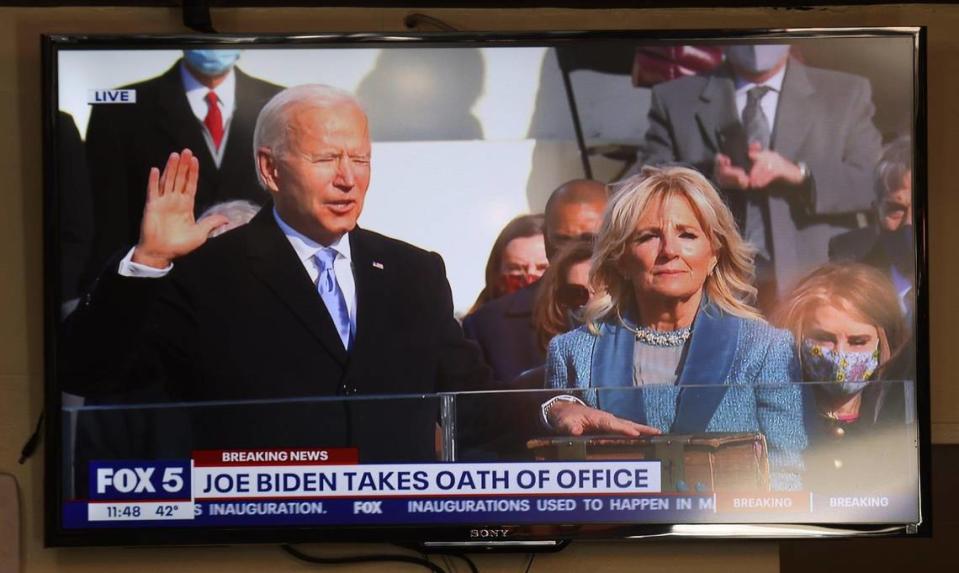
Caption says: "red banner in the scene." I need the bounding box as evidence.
[192,448,359,467]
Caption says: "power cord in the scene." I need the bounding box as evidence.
[281,544,448,572]
[449,552,479,573]
[403,13,460,32]
[393,542,478,573]
[18,411,44,464]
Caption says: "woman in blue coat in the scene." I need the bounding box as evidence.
[543,166,807,491]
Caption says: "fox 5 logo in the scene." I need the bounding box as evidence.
[91,462,188,500]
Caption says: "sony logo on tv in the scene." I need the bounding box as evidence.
[87,89,137,104]
[469,528,511,539]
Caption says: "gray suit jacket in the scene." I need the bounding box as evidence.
[638,59,882,294]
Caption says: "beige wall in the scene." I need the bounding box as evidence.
[1,4,956,572]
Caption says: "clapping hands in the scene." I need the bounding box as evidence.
[713,142,805,191]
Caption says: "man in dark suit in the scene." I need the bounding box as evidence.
[84,49,282,280]
[57,111,94,315]
[462,179,608,385]
[830,136,914,317]
[62,85,489,463]
[829,135,912,262]
[637,44,882,304]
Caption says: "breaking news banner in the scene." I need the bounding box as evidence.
[61,448,915,528]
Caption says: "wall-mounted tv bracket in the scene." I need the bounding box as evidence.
[183,0,217,34]
[181,2,459,35]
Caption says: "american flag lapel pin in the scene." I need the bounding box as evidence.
[372,261,384,270]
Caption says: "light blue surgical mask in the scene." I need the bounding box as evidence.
[725,45,791,74]
[802,339,879,398]
[183,49,241,77]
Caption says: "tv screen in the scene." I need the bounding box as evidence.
[43,28,927,547]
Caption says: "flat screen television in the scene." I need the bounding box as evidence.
[43,27,929,548]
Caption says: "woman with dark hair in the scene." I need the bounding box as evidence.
[544,166,807,490]
[532,240,595,353]
[773,263,912,492]
[469,214,547,314]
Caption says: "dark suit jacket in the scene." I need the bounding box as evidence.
[828,226,879,263]
[462,282,545,385]
[639,58,883,294]
[83,61,282,280]
[61,209,490,463]
[804,377,913,494]
[57,112,93,303]
[829,226,913,289]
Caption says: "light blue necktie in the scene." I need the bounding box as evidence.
[314,248,351,350]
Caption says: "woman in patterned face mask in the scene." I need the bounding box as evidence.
[773,263,909,491]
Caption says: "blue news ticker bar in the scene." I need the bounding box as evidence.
[62,493,918,529]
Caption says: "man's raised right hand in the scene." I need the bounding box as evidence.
[132,149,229,269]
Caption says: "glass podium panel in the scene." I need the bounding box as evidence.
[59,382,919,529]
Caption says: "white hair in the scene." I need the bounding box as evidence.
[252,84,365,188]
[199,199,261,237]
[875,135,912,199]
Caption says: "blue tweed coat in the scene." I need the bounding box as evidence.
[546,301,807,491]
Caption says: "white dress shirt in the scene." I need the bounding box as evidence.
[271,208,358,333]
[117,248,172,278]
[116,209,359,337]
[179,61,236,167]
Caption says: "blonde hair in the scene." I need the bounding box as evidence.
[583,165,760,333]
[772,263,908,369]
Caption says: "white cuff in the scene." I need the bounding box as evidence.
[117,246,173,278]
[540,394,586,429]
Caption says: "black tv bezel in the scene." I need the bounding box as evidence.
[42,27,930,548]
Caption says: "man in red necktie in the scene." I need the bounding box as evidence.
[204,91,224,151]
[83,49,283,287]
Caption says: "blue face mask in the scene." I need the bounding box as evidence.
[183,50,241,77]
[801,339,880,398]
[725,45,791,74]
